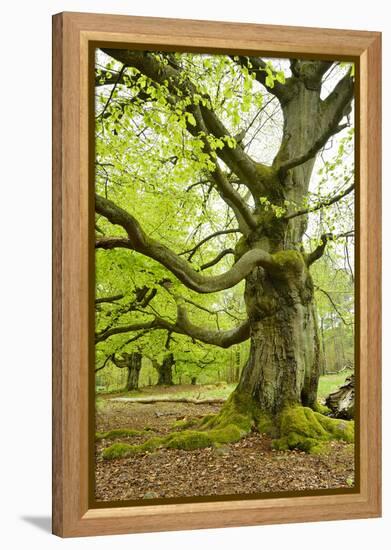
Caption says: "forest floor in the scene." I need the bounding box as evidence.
[95,379,355,502]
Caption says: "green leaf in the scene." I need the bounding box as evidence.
[265,75,274,88]
[186,113,196,126]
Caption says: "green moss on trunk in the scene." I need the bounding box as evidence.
[199,391,257,432]
[273,405,354,454]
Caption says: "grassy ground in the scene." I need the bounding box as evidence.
[317,370,353,400]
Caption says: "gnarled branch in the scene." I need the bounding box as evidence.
[95,311,250,349]
[306,231,354,266]
[96,194,274,294]
[179,229,240,259]
[191,105,257,232]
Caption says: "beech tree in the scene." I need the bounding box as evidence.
[95,50,355,453]
[112,351,143,391]
[152,353,175,386]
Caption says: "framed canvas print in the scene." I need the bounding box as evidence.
[52,12,381,537]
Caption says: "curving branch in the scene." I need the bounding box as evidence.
[176,312,250,348]
[285,182,354,220]
[95,309,250,348]
[323,69,355,123]
[314,285,353,326]
[96,194,274,294]
[95,353,114,373]
[276,69,354,176]
[180,229,240,259]
[96,320,158,343]
[306,231,354,266]
[197,105,263,196]
[200,248,235,271]
[277,122,348,175]
[96,286,157,337]
[306,233,332,265]
[95,293,124,305]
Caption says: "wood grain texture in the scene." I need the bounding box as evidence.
[52,11,382,538]
[52,12,63,537]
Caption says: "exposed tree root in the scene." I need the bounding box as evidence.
[101,393,354,460]
[273,405,355,453]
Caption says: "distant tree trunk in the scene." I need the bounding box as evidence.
[320,317,327,375]
[338,327,346,370]
[126,352,142,391]
[112,351,142,391]
[235,348,240,382]
[153,353,174,386]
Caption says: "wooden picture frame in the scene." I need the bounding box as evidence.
[52,11,381,538]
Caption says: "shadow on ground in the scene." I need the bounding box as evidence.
[21,516,51,534]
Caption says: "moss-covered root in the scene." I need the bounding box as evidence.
[273,405,354,454]
[96,428,153,441]
[199,391,258,432]
[102,424,247,459]
[102,392,258,460]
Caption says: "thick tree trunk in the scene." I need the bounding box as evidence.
[236,259,320,415]
[125,352,142,391]
[155,353,174,386]
[233,74,329,417]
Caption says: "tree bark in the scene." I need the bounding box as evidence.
[112,352,142,391]
[234,74,330,416]
[235,255,320,415]
[126,352,142,391]
[154,353,175,386]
